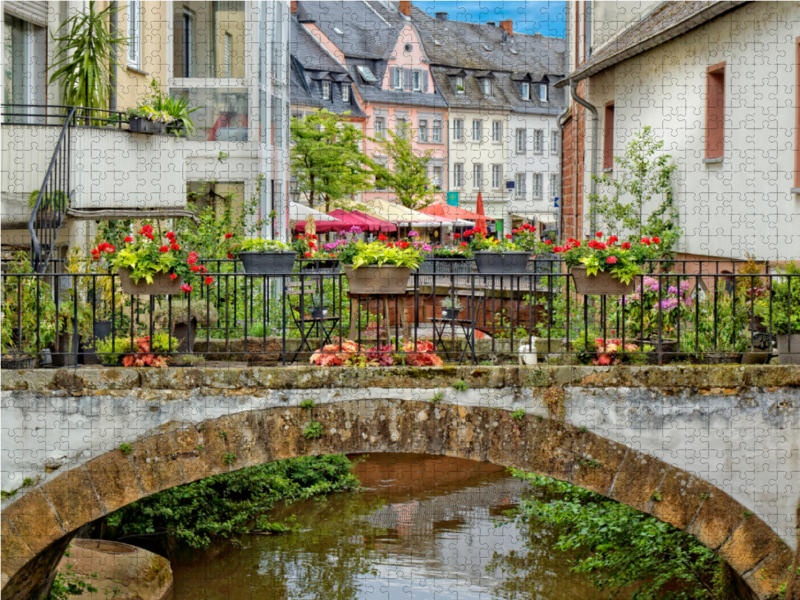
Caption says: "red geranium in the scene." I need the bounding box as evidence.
[159,245,169,253]
[124,236,133,243]
[204,276,214,285]
[606,256,618,264]
[180,283,193,293]
[169,273,178,280]
[378,234,388,242]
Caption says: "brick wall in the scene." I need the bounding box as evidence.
[560,80,586,240]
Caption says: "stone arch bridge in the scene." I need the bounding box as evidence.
[1,365,799,599]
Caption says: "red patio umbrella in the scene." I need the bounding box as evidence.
[474,193,488,235]
[420,202,497,221]
[328,209,397,233]
[294,218,350,234]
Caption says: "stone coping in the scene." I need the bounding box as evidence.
[2,364,798,392]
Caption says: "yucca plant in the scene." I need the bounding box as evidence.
[49,1,129,124]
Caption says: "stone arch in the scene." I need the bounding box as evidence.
[1,399,792,600]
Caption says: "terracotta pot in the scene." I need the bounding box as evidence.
[473,252,530,275]
[343,265,411,294]
[570,266,635,296]
[777,334,800,365]
[118,269,183,295]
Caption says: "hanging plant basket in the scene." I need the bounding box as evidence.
[128,117,164,134]
[239,251,297,275]
[117,268,183,295]
[343,265,411,295]
[473,252,530,275]
[570,266,635,296]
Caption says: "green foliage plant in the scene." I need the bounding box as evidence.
[46,564,98,600]
[451,379,469,392]
[130,80,198,135]
[299,399,316,410]
[755,261,800,335]
[223,453,236,465]
[467,230,520,253]
[350,241,424,270]
[440,295,463,311]
[303,420,324,440]
[369,121,435,210]
[1,252,57,355]
[119,443,132,455]
[557,233,663,285]
[511,408,526,421]
[430,391,444,404]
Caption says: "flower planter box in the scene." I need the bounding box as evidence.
[776,334,800,365]
[441,308,460,320]
[570,266,635,296]
[343,265,411,295]
[118,268,183,295]
[301,259,340,272]
[128,117,164,134]
[473,252,530,275]
[239,251,297,275]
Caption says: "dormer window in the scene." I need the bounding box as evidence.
[482,79,492,96]
[357,65,377,82]
[521,82,530,100]
[539,84,548,102]
[322,81,331,100]
[342,84,350,102]
[456,77,464,94]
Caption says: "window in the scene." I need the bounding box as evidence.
[128,1,141,67]
[482,79,492,96]
[492,164,502,189]
[3,14,46,121]
[412,70,422,91]
[397,116,408,137]
[393,68,404,90]
[173,1,244,78]
[454,163,464,188]
[603,102,615,170]
[432,120,442,143]
[432,165,443,190]
[453,119,464,141]
[357,65,377,82]
[532,173,543,199]
[375,117,385,138]
[418,119,428,142]
[705,62,725,160]
[472,120,482,142]
[322,81,331,100]
[516,129,526,153]
[521,82,530,100]
[456,77,464,93]
[539,84,548,102]
[181,9,194,77]
[342,84,350,102]
[171,87,249,141]
[533,130,543,153]
[492,121,501,143]
[550,130,559,155]
[473,163,483,188]
[515,173,526,198]
[549,174,559,200]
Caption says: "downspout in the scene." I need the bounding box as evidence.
[556,107,569,243]
[110,1,117,112]
[570,79,598,234]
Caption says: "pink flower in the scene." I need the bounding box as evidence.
[606,256,618,264]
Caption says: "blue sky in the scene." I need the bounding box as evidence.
[413,1,566,38]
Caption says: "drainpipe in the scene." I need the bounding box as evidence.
[570,79,598,234]
[555,106,569,243]
[110,1,117,112]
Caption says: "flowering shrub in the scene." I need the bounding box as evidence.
[430,245,471,258]
[102,225,213,292]
[309,341,361,367]
[511,223,539,252]
[466,230,520,253]
[400,340,444,367]
[593,338,640,366]
[754,261,800,334]
[309,339,443,367]
[621,277,694,338]
[557,233,662,284]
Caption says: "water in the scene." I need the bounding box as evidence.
[169,453,606,600]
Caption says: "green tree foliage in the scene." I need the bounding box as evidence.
[590,126,680,251]
[46,563,98,600]
[106,455,359,550]
[290,110,371,212]
[509,471,727,600]
[49,1,129,120]
[369,121,435,210]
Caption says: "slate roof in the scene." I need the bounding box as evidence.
[557,0,749,86]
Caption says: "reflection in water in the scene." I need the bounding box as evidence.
[170,454,607,599]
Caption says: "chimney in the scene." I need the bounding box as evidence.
[435,12,448,21]
[500,19,513,36]
[399,0,411,16]
[291,1,297,14]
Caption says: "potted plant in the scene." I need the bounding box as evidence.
[440,295,463,320]
[341,238,423,294]
[102,225,211,295]
[620,276,693,356]
[230,237,297,275]
[95,333,178,367]
[558,233,661,295]
[127,105,171,134]
[755,261,800,364]
[295,234,340,271]
[467,229,530,274]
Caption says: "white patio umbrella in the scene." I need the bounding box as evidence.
[289,202,339,222]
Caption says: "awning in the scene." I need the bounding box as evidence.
[510,212,558,224]
[359,198,459,228]
[290,202,339,222]
[328,209,397,233]
[420,202,497,222]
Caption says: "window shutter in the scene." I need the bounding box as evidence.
[423,71,429,92]
[405,68,412,91]
[390,67,396,88]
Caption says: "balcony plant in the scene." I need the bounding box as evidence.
[227,235,297,275]
[467,230,530,275]
[754,261,800,364]
[126,105,172,134]
[557,233,661,295]
[95,333,179,367]
[440,295,463,320]
[295,233,340,271]
[682,294,750,364]
[342,237,423,294]
[620,277,694,353]
[430,244,471,259]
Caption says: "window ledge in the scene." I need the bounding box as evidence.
[603,167,613,173]
[703,157,723,164]
[126,65,149,76]
[791,188,800,194]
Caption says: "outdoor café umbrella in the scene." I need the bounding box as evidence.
[329,209,397,233]
[474,193,488,235]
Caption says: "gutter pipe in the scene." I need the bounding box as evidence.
[570,79,598,234]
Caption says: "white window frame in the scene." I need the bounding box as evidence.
[549,173,559,200]
[456,77,464,94]
[482,79,492,96]
[516,129,526,153]
[322,81,331,100]
[412,70,422,91]
[181,8,194,78]
[342,84,350,102]
[533,130,544,153]
[492,121,501,143]
[223,32,232,77]
[539,83,549,102]
[532,173,543,199]
[453,119,464,141]
[432,120,442,143]
[472,120,482,142]
[393,68,404,90]
[492,164,502,189]
[432,165,443,189]
[550,130,559,155]
[418,119,428,142]
[515,173,526,198]
[521,82,530,100]
[375,117,385,138]
[454,163,464,188]
[128,1,141,68]
[473,163,483,189]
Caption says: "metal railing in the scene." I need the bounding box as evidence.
[1,104,127,128]
[1,263,796,369]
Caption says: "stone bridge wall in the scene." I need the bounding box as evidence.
[1,365,799,599]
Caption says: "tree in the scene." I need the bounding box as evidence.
[290,110,371,212]
[369,122,435,210]
[590,126,680,251]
